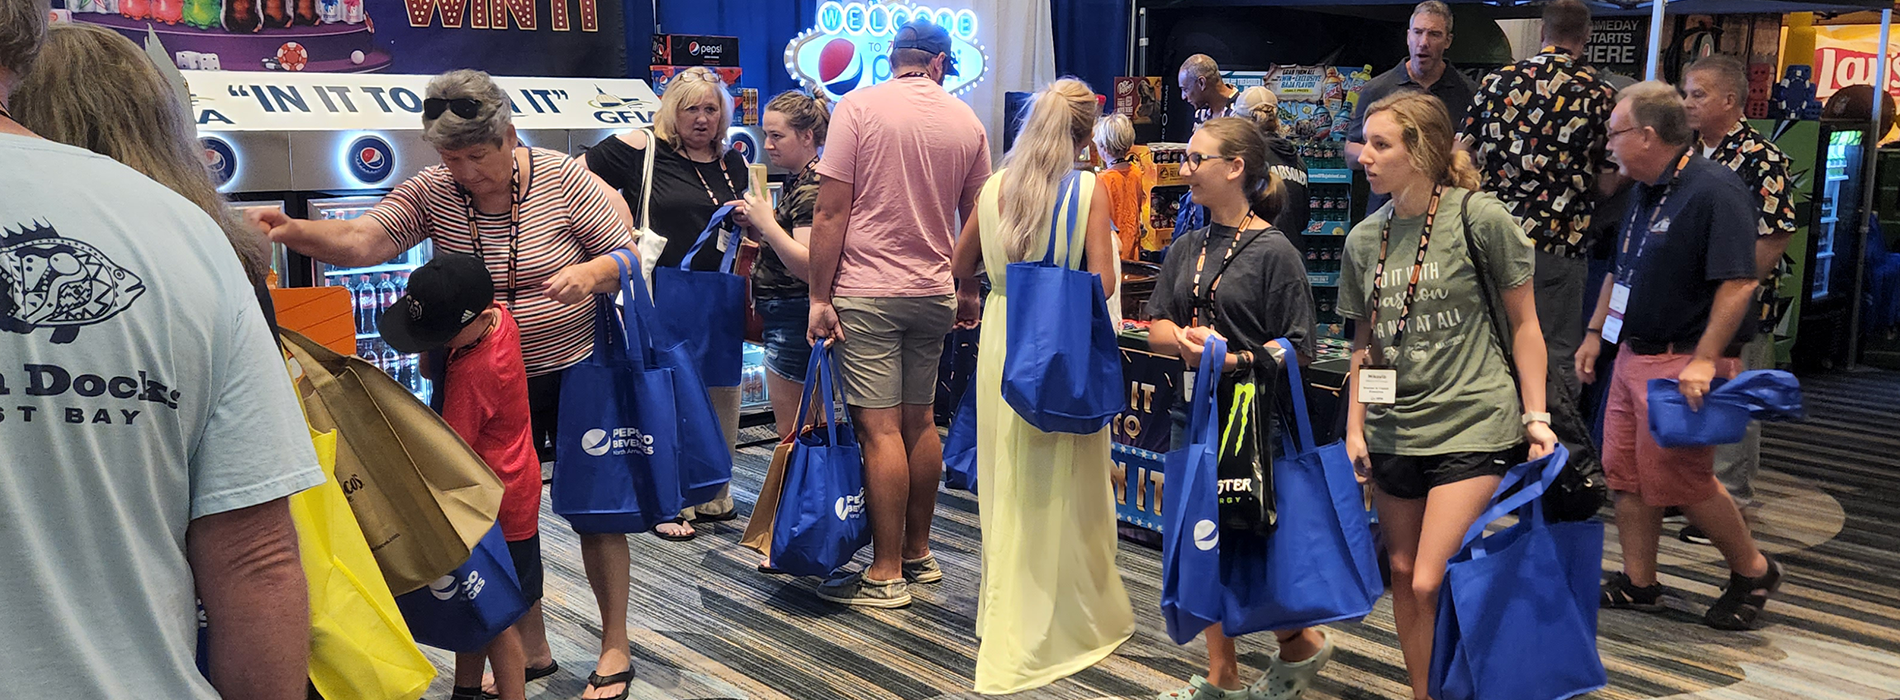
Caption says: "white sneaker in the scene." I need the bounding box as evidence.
[1251,630,1335,700]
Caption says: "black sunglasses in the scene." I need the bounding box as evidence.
[424,98,482,120]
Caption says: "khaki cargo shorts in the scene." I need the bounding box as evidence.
[831,295,956,409]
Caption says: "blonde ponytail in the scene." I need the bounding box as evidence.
[998,79,1100,261]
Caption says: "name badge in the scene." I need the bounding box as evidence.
[1604,282,1631,344]
[1183,369,1198,402]
[1357,367,1398,405]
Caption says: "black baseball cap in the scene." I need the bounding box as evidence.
[379,253,495,354]
[892,19,958,77]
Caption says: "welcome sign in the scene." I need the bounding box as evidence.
[784,0,989,100]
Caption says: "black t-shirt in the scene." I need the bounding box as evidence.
[586,135,749,271]
[1150,223,1316,364]
[1263,136,1310,243]
[1615,155,1758,346]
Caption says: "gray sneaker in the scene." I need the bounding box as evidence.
[815,571,911,608]
[902,555,943,584]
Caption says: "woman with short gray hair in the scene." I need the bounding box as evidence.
[254,68,634,700]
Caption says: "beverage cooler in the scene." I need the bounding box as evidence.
[1792,122,1870,371]
[306,196,436,403]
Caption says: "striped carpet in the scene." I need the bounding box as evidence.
[421,370,1900,699]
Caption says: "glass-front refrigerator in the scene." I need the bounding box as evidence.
[228,200,289,287]
[1794,126,1868,371]
[306,195,435,404]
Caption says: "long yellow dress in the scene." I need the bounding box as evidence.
[972,169,1136,694]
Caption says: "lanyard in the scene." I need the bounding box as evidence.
[689,152,740,206]
[1618,151,1692,281]
[1365,186,1443,365]
[465,149,529,305]
[1188,214,1259,327]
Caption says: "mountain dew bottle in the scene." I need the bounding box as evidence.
[182,0,220,29]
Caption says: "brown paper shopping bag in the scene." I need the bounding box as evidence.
[281,329,503,595]
[739,432,797,557]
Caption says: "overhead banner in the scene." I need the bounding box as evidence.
[179,70,659,131]
[55,0,625,77]
[1812,25,1900,100]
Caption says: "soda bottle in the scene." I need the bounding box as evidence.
[316,0,336,22]
[403,355,422,393]
[340,0,362,23]
[358,275,378,335]
[358,338,374,360]
[182,0,219,28]
[293,0,319,25]
[119,0,151,19]
[394,271,410,299]
[152,0,183,24]
[381,346,401,381]
[261,0,291,28]
[378,273,399,314]
[222,0,260,33]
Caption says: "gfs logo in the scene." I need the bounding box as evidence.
[200,136,236,188]
[834,489,866,521]
[346,134,394,184]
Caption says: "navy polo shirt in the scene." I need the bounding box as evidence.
[1614,153,1759,347]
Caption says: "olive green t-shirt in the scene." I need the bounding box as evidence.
[1337,188,1535,455]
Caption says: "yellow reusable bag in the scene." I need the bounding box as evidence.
[293,428,436,700]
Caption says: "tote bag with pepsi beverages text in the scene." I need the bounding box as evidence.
[770,341,872,577]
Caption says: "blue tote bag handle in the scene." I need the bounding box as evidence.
[679,204,744,273]
[608,249,658,372]
[1039,172,1084,267]
[1271,338,1319,454]
[1187,337,1226,444]
[1458,445,1569,555]
[792,339,848,448]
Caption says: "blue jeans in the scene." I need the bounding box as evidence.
[756,296,812,383]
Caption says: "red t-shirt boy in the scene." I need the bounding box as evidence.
[381,252,546,700]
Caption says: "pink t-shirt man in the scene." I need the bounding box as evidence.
[816,76,991,297]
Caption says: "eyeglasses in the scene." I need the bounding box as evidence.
[424,98,482,120]
[674,70,722,84]
[1181,152,1236,172]
[1606,126,1643,141]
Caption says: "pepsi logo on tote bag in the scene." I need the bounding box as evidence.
[1429,445,1607,700]
[1159,338,1229,644]
[1001,171,1126,434]
[770,341,872,578]
[393,525,530,653]
[653,204,748,388]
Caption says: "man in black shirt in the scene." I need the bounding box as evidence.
[1580,81,1780,631]
[1345,0,1478,214]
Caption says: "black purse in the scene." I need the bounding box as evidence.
[1215,359,1276,535]
[1458,192,1609,522]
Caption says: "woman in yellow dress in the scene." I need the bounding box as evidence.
[950,78,1134,695]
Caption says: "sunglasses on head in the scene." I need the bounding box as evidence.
[424,97,482,120]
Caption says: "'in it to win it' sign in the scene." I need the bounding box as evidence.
[403,0,599,31]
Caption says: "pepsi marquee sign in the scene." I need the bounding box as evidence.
[179,70,659,131]
[785,0,989,100]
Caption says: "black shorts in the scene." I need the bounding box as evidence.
[506,534,544,603]
[1368,444,1528,500]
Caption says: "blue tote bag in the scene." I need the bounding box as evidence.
[393,525,530,653]
[653,204,748,388]
[552,252,684,533]
[1429,445,1607,700]
[1159,339,1228,644]
[1001,172,1126,434]
[770,341,872,577]
[627,250,735,506]
[1217,338,1383,636]
[942,368,979,493]
[1647,370,1805,448]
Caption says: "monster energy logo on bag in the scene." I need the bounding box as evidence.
[1216,373,1276,532]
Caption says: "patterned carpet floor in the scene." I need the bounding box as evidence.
[421,370,1900,700]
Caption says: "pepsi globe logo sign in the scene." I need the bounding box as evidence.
[785,1,988,100]
[200,136,237,189]
[345,135,395,184]
[727,128,760,165]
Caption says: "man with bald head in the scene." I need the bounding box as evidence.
[1179,53,1239,130]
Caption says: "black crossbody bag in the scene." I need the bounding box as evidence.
[1458,192,1609,522]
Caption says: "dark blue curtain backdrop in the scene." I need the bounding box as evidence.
[1052,0,1131,95]
[624,0,654,78]
[649,0,820,97]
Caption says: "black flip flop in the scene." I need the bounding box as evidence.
[450,686,488,700]
[692,510,739,524]
[652,517,697,542]
[525,660,559,683]
[757,563,784,575]
[585,669,636,700]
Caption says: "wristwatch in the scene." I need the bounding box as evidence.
[1522,411,1552,426]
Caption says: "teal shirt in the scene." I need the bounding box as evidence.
[1337,188,1536,455]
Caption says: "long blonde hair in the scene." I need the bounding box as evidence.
[653,67,731,154]
[999,79,1099,261]
[1360,92,1480,191]
[12,23,269,285]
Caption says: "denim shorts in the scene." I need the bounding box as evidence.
[756,296,812,383]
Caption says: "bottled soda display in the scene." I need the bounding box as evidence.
[357,274,378,334]
[181,0,219,29]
